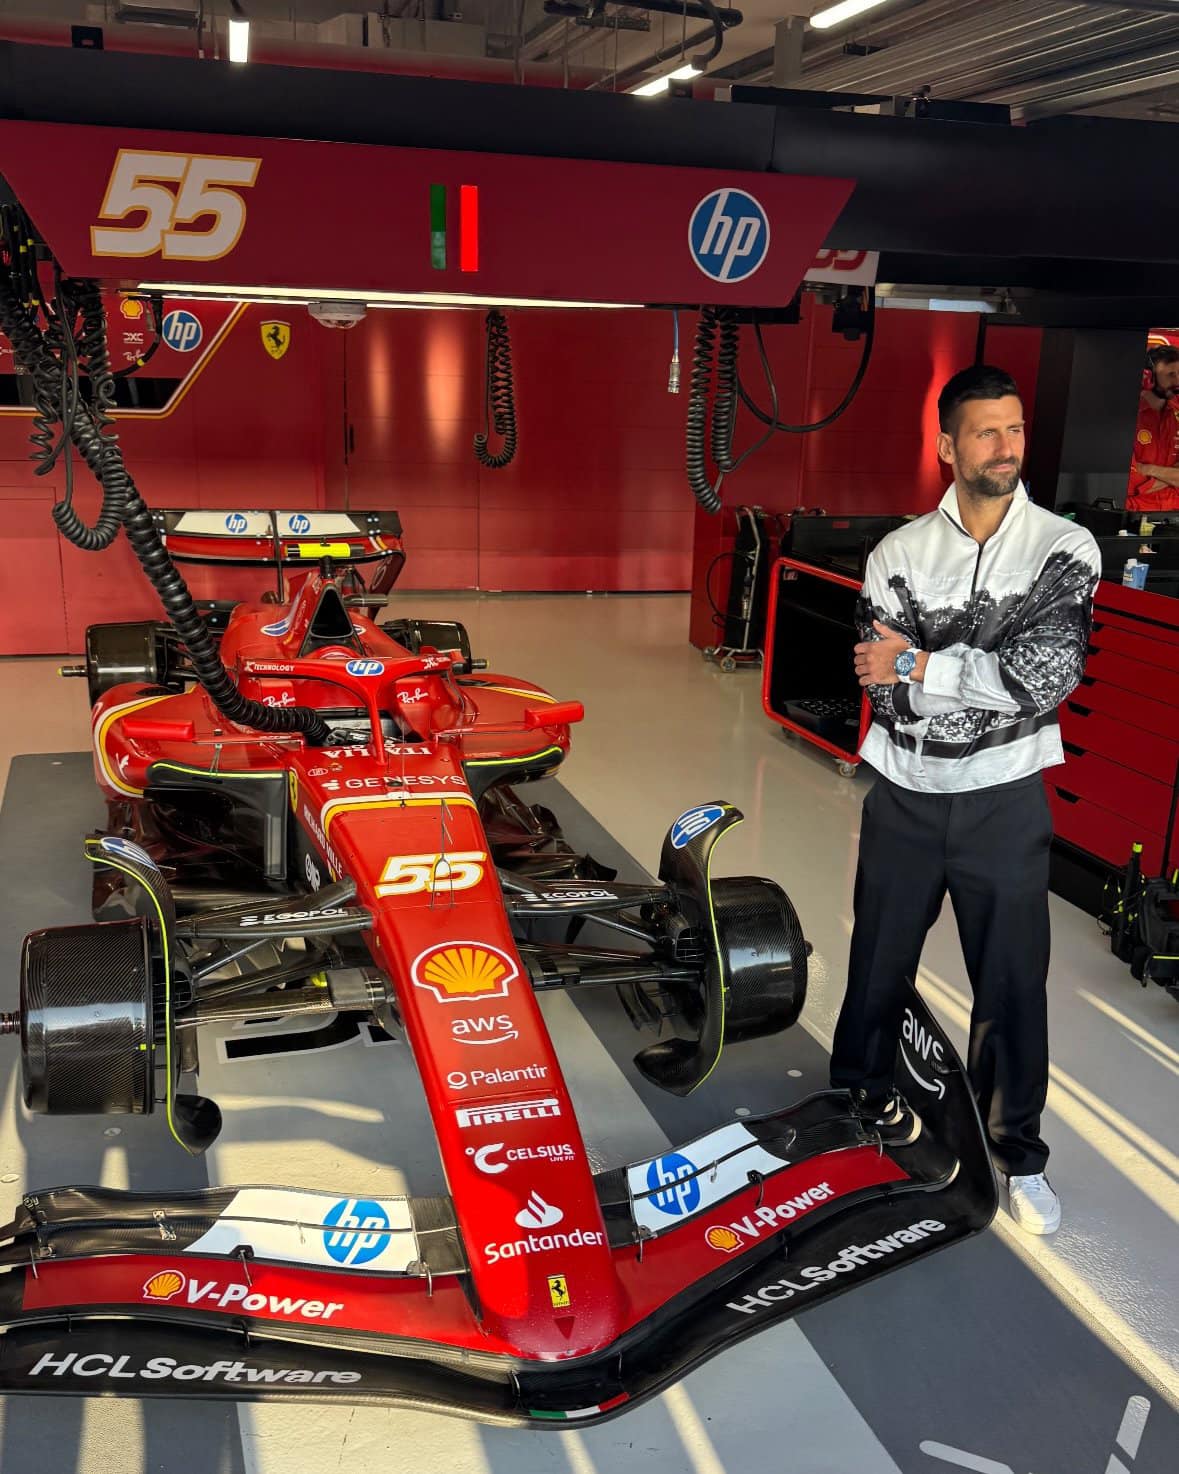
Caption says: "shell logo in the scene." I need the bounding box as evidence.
[142,1269,187,1301]
[120,297,145,320]
[705,1225,742,1254]
[1138,429,1153,446]
[412,941,518,1003]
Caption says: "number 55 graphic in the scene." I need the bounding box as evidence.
[90,149,261,261]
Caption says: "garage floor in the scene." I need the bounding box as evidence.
[0,591,1175,1472]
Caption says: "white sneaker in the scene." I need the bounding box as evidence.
[1007,1173,1061,1235]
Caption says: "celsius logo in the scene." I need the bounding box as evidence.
[515,1192,562,1231]
[224,512,249,534]
[162,309,203,352]
[688,190,769,283]
[670,803,725,850]
[321,1198,390,1266]
[345,660,384,678]
[287,513,311,534]
[645,1152,701,1217]
[468,1141,577,1175]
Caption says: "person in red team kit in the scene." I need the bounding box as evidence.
[1128,345,1179,512]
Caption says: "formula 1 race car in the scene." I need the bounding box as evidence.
[0,511,997,1421]
[0,210,994,1420]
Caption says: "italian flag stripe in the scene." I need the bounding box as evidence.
[429,183,447,270]
[529,1393,630,1420]
[430,184,479,272]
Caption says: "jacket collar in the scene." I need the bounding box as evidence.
[939,480,1028,543]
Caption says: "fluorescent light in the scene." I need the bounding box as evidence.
[630,64,701,98]
[228,17,250,63]
[810,0,891,29]
[137,281,642,311]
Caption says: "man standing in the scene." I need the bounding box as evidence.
[1128,344,1179,512]
[831,364,1101,1235]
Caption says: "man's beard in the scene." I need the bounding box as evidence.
[959,461,1020,499]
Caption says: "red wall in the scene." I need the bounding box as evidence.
[687,300,1043,646]
[329,309,691,592]
[0,297,1042,656]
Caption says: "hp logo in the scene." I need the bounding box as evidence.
[345,659,384,678]
[645,1152,701,1217]
[670,803,725,850]
[287,513,311,534]
[224,512,248,534]
[162,309,203,353]
[321,1198,390,1266]
[689,190,770,284]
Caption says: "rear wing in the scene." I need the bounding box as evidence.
[153,510,404,569]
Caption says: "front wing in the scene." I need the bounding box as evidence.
[0,990,996,1425]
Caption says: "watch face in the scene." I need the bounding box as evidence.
[895,650,916,677]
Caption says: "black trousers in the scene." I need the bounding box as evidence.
[830,772,1053,1177]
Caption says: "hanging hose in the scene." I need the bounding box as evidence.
[710,313,739,475]
[0,215,330,744]
[739,288,877,434]
[686,308,721,513]
[473,308,518,469]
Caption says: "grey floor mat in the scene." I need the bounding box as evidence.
[0,757,1172,1473]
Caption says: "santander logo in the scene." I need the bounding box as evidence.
[514,1192,563,1231]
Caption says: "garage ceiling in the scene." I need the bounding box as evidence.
[6,0,1179,120]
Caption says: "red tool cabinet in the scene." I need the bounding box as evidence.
[761,557,872,777]
[1047,580,1179,913]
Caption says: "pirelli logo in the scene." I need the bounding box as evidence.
[455,1096,561,1130]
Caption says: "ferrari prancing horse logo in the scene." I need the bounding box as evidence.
[262,321,291,360]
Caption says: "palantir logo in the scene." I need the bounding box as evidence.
[322,1198,390,1266]
[645,1152,701,1217]
[287,513,311,534]
[689,189,770,284]
[162,308,203,353]
[345,659,384,678]
[224,512,248,534]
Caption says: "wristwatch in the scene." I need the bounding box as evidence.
[894,649,918,683]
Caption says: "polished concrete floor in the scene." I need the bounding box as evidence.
[0,591,1175,1472]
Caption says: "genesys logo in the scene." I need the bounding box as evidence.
[141,1269,346,1321]
[456,1096,561,1129]
[446,1064,547,1092]
[704,1179,837,1252]
[727,1219,947,1315]
[30,1352,361,1385]
[452,1013,519,1046]
[467,1140,577,1176]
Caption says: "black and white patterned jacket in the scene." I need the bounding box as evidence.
[858,483,1102,793]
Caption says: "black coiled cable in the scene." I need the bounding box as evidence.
[473,309,518,469]
[0,230,330,744]
[686,308,721,513]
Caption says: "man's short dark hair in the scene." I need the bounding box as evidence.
[937,364,1021,434]
[1147,345,1179,371]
